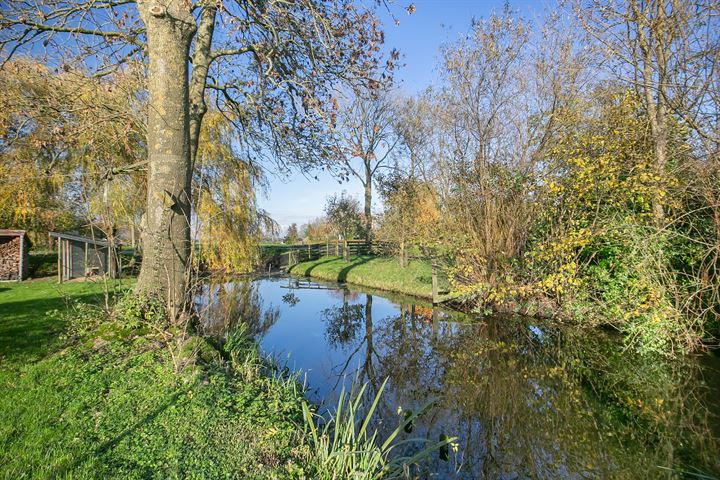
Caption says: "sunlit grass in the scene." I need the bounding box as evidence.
[0,279,306,479]
[289,255,449,299]
[0,277,451,478]
[0,277,134,364]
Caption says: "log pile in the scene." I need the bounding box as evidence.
[0,236,21,280]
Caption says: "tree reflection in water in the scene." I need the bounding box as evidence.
[321,289,365,346]
[199,280,280,338]
[201,277,720,479]
[320,296,720,478]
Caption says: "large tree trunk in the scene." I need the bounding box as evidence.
[136,0,196,314]
[642,37,668,226]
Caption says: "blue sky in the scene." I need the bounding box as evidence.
[258,0,543,232]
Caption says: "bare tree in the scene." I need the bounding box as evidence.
[391,93,434,177]
[416,7,590,283]
[433,9,534,282]
[573,0,719,224]
[336,89,399,242]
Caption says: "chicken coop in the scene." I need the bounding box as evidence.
[50,232,118,281]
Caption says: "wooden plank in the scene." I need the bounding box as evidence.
[57,238,61,283]
[68,239,73,279]
[18,234,23,281]
[65,240,69,280]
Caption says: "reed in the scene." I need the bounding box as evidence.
[302,377,453,479]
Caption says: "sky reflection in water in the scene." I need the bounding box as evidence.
[200,276,720,479]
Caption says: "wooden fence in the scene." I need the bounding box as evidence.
[261,239,384,270]
[260,239,458,304]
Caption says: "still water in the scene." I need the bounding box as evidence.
[201,275,720,479]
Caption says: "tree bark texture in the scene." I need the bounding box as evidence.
[188,5,217,170]
[632,0,668,226]
[136,0,196,312]
[364,163,372,243]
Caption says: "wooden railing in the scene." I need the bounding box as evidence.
[260,240,458,305]
[261,240,381,269]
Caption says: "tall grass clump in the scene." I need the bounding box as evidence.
[302,377,453,479]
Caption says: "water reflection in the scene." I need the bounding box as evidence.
[199,280,279,338]
[200,276,720,479]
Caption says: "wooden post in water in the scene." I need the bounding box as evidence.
[432,261,439,305]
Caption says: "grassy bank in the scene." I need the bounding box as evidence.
[0,279,307,479]
[288,255,448,299]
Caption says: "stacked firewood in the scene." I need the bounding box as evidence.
[0,237,21,280]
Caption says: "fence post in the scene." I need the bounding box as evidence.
[57,238,62,283]
[432,261,439,305]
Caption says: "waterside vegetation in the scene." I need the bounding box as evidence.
[0,0,718,476]
[0,278,446,479]
[0,279,307,478]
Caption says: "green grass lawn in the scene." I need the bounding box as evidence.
[0,279,307,479]
[0,278,133,365]
[288,255,450,299]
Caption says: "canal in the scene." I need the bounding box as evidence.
[200,275,720,479]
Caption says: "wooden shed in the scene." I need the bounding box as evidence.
[0,230,32,281]
[50,232,118,281]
